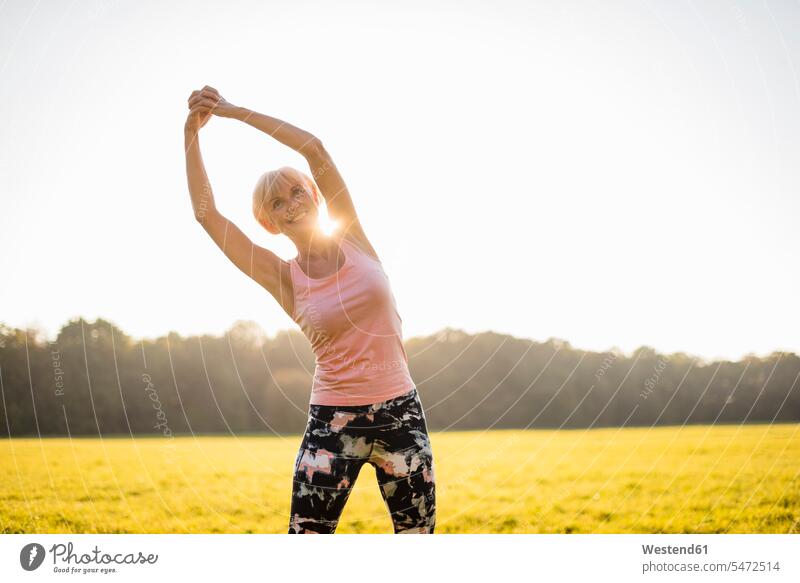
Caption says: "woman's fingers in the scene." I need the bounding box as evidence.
[187,88,221,110]
[186,87,224,125]
[200,91,220,103]
[187,94,205,106]
[188,91,219,104]
[188,89,219,101]
[188,96,219,110]
[188,104,211,115]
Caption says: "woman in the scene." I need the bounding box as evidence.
[183,86,436,534]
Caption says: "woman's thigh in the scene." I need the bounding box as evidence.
[288,407,373,534]
[369,390,437,533]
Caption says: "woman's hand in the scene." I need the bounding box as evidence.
[184,106,211,134]
[188,85,239,120]
[184,87,216,134]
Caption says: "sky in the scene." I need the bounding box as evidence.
[1,0,798,361]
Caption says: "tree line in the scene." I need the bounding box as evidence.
[0,318,797,437]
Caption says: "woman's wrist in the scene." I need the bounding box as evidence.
[228,105,250,122]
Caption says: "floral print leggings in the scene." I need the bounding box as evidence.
[288,388,436,534]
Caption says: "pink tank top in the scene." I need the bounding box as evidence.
[289,236,416,406]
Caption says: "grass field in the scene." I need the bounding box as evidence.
[1,424,798,533]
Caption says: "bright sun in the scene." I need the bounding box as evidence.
[317,206,338,236]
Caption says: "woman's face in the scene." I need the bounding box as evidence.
[267,181,318,234]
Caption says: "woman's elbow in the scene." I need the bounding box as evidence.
[302,136,328,159]
[194,204,218,227]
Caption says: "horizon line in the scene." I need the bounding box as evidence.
[2,316,796,365]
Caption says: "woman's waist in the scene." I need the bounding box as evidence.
[312,355,412,381]
[308,379,417,408]
[309,334,408,365]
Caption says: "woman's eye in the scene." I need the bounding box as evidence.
[272,200,282,209]
[292,191,302,198]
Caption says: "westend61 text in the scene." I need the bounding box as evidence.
[642,544,708,555]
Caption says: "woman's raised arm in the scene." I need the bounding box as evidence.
[183,101,293,315]
[194,87,378,259]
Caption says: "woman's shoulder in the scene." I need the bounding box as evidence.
[339,230,381,264]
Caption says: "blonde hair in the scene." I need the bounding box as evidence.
[252,166,320,234]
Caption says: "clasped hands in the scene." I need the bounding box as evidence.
[185,85,237,133]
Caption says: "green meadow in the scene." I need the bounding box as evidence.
[1,424,798,533]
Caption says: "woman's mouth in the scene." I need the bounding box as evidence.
[287,210,308,224]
